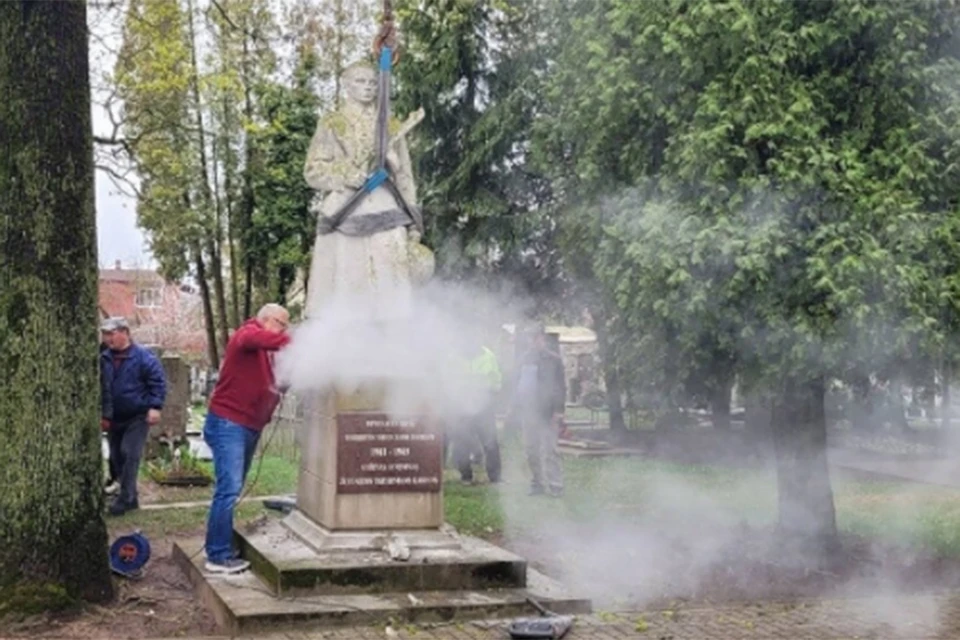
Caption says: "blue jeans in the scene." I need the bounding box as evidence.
[204,411,260,563]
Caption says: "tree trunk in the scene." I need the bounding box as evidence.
[240,29,256,319]
[849,372,873,431]
[592,306,626,435]
[711,374,733,430]
[221,108,241,329]
[186,0,229,354]
[194,248,220,370]
[943,361,952,430]
[0,0,113,604]
[771,375,838,563]
[207,234,229,353]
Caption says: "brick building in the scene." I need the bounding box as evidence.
[98,261,208,363]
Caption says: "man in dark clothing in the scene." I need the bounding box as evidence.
[99,340,118,494]
[101,317,167,516]
[204,303,291,574]
[509,328,567,497]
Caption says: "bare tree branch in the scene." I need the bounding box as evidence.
[96,164,142,200]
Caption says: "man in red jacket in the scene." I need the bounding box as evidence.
[204,303,291,574]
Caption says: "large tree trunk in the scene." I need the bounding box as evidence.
[0,0,114,604]
[771,375,838,563]
[593,306,626,435]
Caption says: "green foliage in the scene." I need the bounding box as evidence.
[537,0,960,399]
[145,442,212,483]
[115,0,200,281]
[247,56,319,303]
[394,0,560,298]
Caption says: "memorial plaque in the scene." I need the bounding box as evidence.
[336,413,443,494]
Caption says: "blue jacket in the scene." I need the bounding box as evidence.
[103,343,166,422]
[100,347,113,420]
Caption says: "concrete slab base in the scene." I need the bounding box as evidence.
[173,538,592,635]
[282,509,463,554]
[236,514,527,595]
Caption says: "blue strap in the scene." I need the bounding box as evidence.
[363,168,389,193]
[380,46,393,71]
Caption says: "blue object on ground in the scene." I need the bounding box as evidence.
[109,530,151,578]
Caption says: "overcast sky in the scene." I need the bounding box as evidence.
[90,3,152,270]
[95,163,149,269]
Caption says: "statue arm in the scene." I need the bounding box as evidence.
[304,124,349,192]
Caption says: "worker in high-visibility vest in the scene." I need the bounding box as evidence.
[452,343,503,484]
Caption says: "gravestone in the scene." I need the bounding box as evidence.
[144,352,189,459]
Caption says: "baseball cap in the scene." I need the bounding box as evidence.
[100,317,130,332]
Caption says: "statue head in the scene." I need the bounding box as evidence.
[343,60,378,106]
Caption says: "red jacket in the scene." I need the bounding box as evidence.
[208,319,291,430]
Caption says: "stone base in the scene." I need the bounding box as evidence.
[282,509,462,554]
[236,512,526,595]
[173,533,591,635]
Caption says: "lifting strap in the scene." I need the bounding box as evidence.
[319,2,423,237]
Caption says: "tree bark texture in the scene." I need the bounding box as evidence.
[0,0,113,603]
[771,375,838,562]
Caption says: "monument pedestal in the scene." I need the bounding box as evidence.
[175,392,590,633]
[296,391,443,530]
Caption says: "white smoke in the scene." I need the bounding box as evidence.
[275,281,529,420]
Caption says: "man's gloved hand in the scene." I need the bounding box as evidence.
[101,418,111,432]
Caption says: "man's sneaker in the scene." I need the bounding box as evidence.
[205,558,250,575]
[104,481,120,496]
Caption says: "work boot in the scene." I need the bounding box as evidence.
[107,498,139,517]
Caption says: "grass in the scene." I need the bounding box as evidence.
[107,503,268,540]
[139,454,298,504]
[446,454,960,556]
[122,436,960,558]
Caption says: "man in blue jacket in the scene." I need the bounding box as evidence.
[100,317,167,516]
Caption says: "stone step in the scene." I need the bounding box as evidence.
[173,539,591,635]
[234,516,528,595]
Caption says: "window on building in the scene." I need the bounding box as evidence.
[135,287,162,308]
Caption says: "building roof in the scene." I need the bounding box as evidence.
[501,323,597,344]
[99,268,166,284]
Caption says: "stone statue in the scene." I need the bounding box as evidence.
[304,60,434,320]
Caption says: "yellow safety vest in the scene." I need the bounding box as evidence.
[469,347,502,391]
